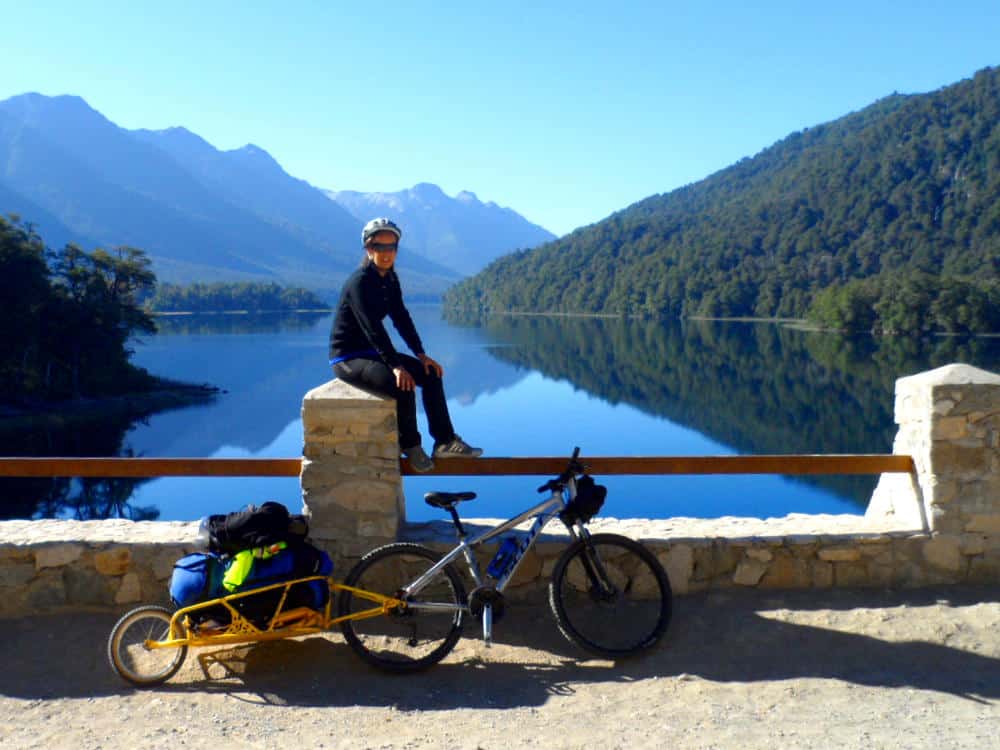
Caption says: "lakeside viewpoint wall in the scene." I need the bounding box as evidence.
[1,363,999,616]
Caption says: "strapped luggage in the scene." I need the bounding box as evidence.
[172,501,332,627]
[199,501,309,555]
[229,543,334,625]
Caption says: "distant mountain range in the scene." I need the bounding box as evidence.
[447,66,1000,319]
[327,183,555,275]
[0,93,553,297]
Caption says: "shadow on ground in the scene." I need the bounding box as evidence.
[1,585,996,708]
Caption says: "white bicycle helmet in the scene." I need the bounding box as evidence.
[362,217,402,245]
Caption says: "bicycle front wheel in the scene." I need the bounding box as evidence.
[549,533,672,657]
[107,605,188,686]
[339,543,466,673]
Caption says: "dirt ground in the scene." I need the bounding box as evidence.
[1,585,997,750]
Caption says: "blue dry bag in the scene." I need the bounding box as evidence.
[240,544,334,609]
[169,552,224,609]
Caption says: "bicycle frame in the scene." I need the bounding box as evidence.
[402,477,586,643]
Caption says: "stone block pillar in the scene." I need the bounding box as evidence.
[300,380,404,565]
[868,363,1000,538]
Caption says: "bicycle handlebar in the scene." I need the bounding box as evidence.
[537,446,585,493]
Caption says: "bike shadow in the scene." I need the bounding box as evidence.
[0,585,997,707]
[221,585,999,708]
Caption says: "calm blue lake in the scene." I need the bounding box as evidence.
[5,308,1000,522]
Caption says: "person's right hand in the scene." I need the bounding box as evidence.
[393,366,416,391]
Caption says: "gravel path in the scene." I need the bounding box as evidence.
[1,585,997,749]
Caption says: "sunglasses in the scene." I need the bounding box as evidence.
[368,242,398,252]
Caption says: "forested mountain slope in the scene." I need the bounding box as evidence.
[446,67,1000,325]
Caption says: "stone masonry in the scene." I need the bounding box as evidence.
[867,363,1000,582]
[0,521,196,615]
[300,379,403,563]
[1,365,999,616]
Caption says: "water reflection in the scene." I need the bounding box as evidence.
[153,311,330,336]
[481,315,1000,448]
[446,313,1000,506]
[0,414,157,520]
[128,308,526,457]
[5,309,1000,521]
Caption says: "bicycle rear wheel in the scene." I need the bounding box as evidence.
[549,533,672,657]
[339,543,466,673]
[108,605,188,686]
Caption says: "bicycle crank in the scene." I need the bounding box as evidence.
[468,586,506,623]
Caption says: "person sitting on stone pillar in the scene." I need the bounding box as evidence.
[328,217,482,472]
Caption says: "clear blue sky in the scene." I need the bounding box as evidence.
[3,1,998,235]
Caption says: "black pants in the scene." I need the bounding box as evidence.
[332,354,455,451]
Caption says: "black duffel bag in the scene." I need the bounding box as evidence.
[200,501,309,555]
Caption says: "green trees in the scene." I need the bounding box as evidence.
[145,281,328,312]
[806,273,1000,334]
[0,218,50,397]
[807,281,879,332]
[0,216,158,403]
[445,67,1000,331]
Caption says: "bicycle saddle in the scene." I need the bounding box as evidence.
[424,491,477,509]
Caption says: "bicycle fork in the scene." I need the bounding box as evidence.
[579,542,617,599]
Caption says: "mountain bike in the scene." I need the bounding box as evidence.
[338,447,672,672]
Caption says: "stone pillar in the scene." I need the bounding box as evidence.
[868,363,1000,539]
[300,380,404,566]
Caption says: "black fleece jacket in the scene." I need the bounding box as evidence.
[327,264,424,369]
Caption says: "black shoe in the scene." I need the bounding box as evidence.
[402,444,435,472]
[433,435,483,458]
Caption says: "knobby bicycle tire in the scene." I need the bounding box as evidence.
[108,605,188,686]
[549,533,672,657]
[338,543,466,673]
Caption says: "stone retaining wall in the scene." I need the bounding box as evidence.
[0,521,196,614]
[1,364,998,616]
[403,511,997,599]
[2,513,993,615]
